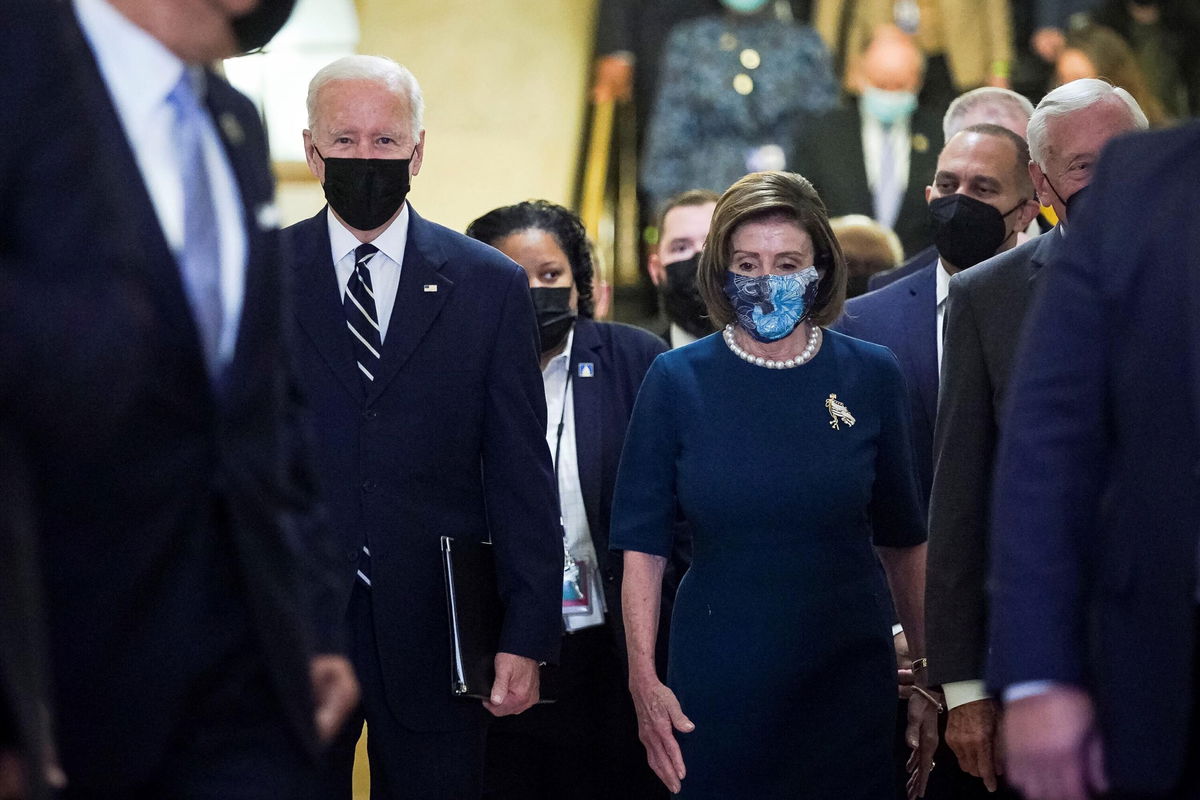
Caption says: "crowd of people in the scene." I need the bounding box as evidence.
[2,1,1200,800]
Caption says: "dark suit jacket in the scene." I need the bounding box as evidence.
[567,318,685,670]
[284,208,563,733]
[0,3,338,790]
[835,262,940,518]
[868,244,936,292]
[792,103,941,258]
[0,431,51,800]
[926,228,1065,688]
[987,123,1200,793]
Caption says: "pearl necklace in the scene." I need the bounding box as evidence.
[723,323,821,369]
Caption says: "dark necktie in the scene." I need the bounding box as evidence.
[345,243,382,587]
[169,70,224,371]
[345,243,382,386]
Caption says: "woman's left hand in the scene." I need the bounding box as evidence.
[905,687,942,800]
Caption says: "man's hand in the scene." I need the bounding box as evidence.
[310,654,360,744]
[1031,27,1066,63]
[947,698,1003,791]
[629,674,693,793]
[484,653,540,717]
[592,55,634,103]
[0,751,27,800]
[1002,686,1107,800]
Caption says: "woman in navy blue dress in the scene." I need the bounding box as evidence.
[611,171,940,798]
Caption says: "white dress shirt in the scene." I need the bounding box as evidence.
[861,113,912,204]
[75,0,247,364]
[543,329,606,632]
[668,323,698,350]
[329,205,408,342]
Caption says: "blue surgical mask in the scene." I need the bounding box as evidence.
[723,268,821,343]
[720,0,771,14]
[861,87,918,126]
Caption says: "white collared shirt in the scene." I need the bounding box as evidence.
[861,110,912,198]
[329,204,409,342]
[542,328,606,632]
[668,323,698,350]
[936,258,952,375]
[75,0,247,364]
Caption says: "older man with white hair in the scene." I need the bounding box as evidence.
[283,55,563,798]
[925,78,1147,795]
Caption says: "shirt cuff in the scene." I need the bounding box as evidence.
[892,623,904,637]
[943,679,990,710]
[1002,680,1060,705]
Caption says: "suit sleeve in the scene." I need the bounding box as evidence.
[868,349,927,547]
[594,0,633,57]
[610,355,679,558]
[483,268,563,664]
[986,206,1114,694]
[926,277,994,686]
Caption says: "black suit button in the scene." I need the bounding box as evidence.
[604,569,616,583]
[347,550,359,563]
[363,409,378,420]
[361,480,377,493]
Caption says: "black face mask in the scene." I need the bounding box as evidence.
[660,254,714,339]
[530,287,576,354]
[315,146,413,232]
[929,194,1024,270]
[231,0,298,54]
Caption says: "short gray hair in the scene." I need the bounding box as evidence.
[943,87,1035,140]
[1026,78,1148,164]
[306,55,424,138]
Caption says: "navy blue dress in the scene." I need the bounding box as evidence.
[611,330,925,799]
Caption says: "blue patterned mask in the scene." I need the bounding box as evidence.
[723,268,821,343]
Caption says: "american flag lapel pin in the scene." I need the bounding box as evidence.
[423,284,438,292]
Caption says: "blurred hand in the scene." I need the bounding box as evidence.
[310,654,360,744]
[906,688,942,800]
[1031,27,1066,63]
[947,698,1003,791]
[1002,686,1107,800]
[484,653,540,716]
[894,631,914,699]
[630,675,694,793]
[592,55,634,103]
[0,751,27,800]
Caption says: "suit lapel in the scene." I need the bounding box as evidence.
[1188,215,1200,448]
[292,210,365,404]
[568,320,605,539]
[909,264,940,428]
[1029,226,1065,284]
[369,209,452,402]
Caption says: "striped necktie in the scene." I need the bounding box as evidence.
[169,70,224,372]
[346,243,382,386]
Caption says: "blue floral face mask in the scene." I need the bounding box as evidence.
[723,268,821,343]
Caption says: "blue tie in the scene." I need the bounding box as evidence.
[169,71,224,372]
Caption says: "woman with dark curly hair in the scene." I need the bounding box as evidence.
[610,171,939,799]
[467,200,679,799]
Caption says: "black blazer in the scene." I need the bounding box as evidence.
[792,103,942,258]
[925,228,1065,687]
[988,123,1200,793]
[0,3,338,790]
[567,318,688,670]
[283,208,563,733]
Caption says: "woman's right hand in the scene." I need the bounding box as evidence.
[630,675,694,793]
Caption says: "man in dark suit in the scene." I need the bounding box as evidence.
[927,79,1148,796]
[793,28,942,258]
[987,120,1200,800]
[284,57,563,799]
[466,199,676,798]
[0,1,358,797]
[834,123,1039,799]
[646,189,719,348]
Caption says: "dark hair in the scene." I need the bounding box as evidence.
[957,122,1035,198]
[465,200,595,318]
[656,188,722,235]
[696,171,847,328]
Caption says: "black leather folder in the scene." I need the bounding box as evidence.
[441,536,504,700]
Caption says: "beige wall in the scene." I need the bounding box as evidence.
[277,0,598,233]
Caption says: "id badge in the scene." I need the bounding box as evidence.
[562,556,593,616]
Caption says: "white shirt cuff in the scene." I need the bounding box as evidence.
[892,623,904,637]
[943,679,991,710]
[1002,680,1060,704]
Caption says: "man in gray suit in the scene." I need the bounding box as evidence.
[926,78,1147,793]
